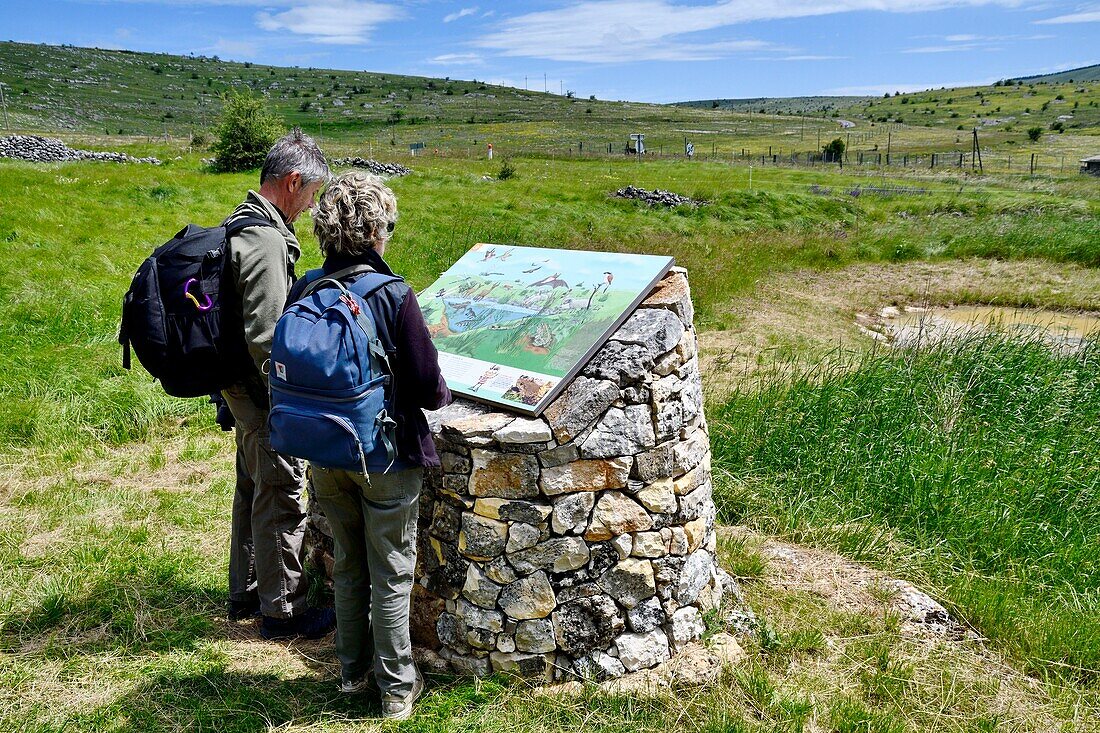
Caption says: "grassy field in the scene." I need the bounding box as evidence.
[2,46,1100,729]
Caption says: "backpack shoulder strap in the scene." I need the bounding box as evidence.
[224,215,274,239]
[300,264,376,298]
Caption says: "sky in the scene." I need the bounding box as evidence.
[4,0,1099,102]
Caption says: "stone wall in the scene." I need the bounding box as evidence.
[413,266,722,681]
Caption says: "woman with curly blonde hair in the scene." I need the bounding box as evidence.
[287,170,451,720]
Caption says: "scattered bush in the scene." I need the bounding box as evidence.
[210,91,282,172]
[496,158,516,180]
[1026,126,1043,142]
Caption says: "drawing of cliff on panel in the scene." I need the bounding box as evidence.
[419,243,673,413]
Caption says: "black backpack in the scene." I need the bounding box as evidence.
[119,216,274,398]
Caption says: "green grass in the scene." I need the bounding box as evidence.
[711,335,1100,683]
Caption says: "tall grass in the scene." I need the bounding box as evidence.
[710,335,1100,682]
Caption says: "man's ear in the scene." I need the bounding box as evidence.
[286,170,302,192]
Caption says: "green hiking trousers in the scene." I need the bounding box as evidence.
[311,466,422,699]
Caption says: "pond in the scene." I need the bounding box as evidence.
[859,305,1100,352]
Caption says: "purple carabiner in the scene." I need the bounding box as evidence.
[183,278,214,312]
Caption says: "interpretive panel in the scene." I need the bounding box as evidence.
[419,243,674,415]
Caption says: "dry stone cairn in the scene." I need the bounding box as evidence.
[612,185,702,208]
[413,267,722,681]
[330,157,411,177]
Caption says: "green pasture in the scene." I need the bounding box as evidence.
[1,135,1099,730]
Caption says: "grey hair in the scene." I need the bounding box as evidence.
[313,171,397,257]
[260,128,330,186]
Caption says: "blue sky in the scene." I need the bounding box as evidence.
[5,1,1099,102]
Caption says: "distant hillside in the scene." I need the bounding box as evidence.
[0,41,603,136]
[675,96,872,115]
[1011,64,1100,85]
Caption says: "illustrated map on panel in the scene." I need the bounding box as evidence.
[419,243,674,415]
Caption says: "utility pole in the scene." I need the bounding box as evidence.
[560,80,563,96]
[886,131,891,166]
[544,73,547,93]
[0,82,8,130]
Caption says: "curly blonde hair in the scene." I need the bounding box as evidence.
[312,171,397,257]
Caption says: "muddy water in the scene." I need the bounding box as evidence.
[861,305,1100,351]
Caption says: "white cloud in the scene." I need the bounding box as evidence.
[443,7,478,23]
[209,38,260,58]
[775,54,847,60]
[1036,8,1100,23]
[944,33,979,41]
[904,44,977,52]
[475,0,1022,62]
[429,53,484,64]
[256,0,404,45]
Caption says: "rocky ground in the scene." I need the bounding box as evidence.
[0,134,161,164]
[612,186,703,208]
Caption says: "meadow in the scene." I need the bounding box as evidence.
[2,44,1100,731]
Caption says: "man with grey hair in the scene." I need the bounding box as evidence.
[221,128,336,639]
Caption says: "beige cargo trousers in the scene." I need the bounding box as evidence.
[223,383,309,619]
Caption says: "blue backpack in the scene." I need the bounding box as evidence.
[269,266,402,473]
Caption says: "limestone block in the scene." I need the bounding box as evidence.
[710,632,747,667]
[423,537,469,600]
[459,513,508,560]
[635,477,677,514]
[611,533,633,560]
[572,650,626,681]
[515,618,556,653]
[611,308,683,356]
[506,522,542,554]
[496,634,517,653]
[673,458,709,495]
[677,327,698,362]
[626,596,665,633]
[614,629,671,672]
[652,556,685,602]
[509,537,591,575]
[543,376,619,443]
[632,441,676,482]
[621,386,650,404]
[579,405,656,459]
[672,429,709,477]
[462,564,503,609]
[540,457,630,496]
[456,599,504,632]
[441,452,471,474]
[600,558,656,609]
[679,482,712,521]
[493,417,553,445]
[670,606,705,648]
[538,443,579,469]
[466,627,496,651]
[436,612,471,654]
[676,550,713,605]
[585,492,654,541]
[557,582,601,603]
[430,500,463,543]
[553,594,625,656]
[436,402,515,444]
[642,270,694,327]
[473,498,552,525]
[653,399,685,442]
[669,526,690,556]
[551,492,596,534]
[683,517,707,552]
[631,531,669,558]
[499,572,556,620]
[485,556,518,585]
[489,651,554,679]
[442,649,491,676]
[469,450,540,498]
[582,341,654,386]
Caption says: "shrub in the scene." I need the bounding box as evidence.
[1026,126,1042,142]
[1051,121,1065,133]
[496,158,516,180]
[211,91,283,172]
[822,137,845,163]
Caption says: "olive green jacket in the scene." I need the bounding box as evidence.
[223,190,302,380]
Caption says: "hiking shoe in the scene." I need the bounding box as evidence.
[338,673,376,694]
[227,598,261,620]
[260,607,337,640]
[381,669,424,721]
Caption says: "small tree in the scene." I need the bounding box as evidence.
[823,137,845,164]
[1026,126,1042,142]
[211,91,282,172]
